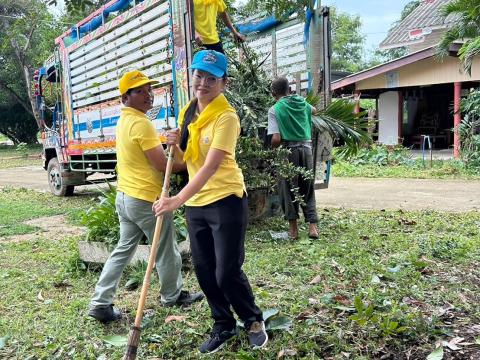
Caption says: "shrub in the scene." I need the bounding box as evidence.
[335,144,415,166]
[81,183,188,249]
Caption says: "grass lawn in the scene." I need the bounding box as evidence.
[0,189,479,359]
[332,159,480,180]
[0,144,43,169]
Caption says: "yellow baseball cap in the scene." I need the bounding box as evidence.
[118,70,159,95]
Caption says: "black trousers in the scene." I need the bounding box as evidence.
[202,42,224,54]
[186,194,262,330]
[278,145,318,223]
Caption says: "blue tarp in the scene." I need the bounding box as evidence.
[67,0,134,44]
[237,16,282,35]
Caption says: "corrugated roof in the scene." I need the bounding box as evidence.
[332,46,436,91]
[379,0,459,50]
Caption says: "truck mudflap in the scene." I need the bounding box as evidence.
[61,169,86,186]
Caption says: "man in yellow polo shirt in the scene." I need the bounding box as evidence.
[194,0,245,53]
[88,70,203,323]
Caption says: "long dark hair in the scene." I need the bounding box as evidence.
[179,98,198,151]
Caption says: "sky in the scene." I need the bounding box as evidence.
[235,0,414,51]
[322,0,413,50]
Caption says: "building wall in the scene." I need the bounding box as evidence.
[378,91,399,145]
[407,29,445,53]
[356,56,480,90]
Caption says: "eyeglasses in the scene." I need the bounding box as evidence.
[192,73,221,87]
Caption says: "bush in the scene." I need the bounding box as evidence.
[81,183,188,249]
[0,104,39,145]
[458,89,480,168]
[335,144,415,166]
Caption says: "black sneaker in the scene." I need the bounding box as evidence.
[162,290,204,308]
[247,321,268,349]
[199,328,237,354]
[88,304,122,323]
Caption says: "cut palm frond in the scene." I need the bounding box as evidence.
[312,99,372,158]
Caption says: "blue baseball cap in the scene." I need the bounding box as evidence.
[191,50,228,78]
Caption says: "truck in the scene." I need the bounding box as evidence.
[35,0,193,196]
[34,0,332,196]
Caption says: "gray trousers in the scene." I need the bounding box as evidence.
[90,191,183,308]
[278,145,318,224]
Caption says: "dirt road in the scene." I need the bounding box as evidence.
[1,166,479,212]
[318,177,480,212]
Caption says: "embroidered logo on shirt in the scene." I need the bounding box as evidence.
[203,136,210,144]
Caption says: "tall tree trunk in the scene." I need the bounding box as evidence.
[1,17,41,128]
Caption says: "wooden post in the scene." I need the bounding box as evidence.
[295,73,301,94]
[398,91,403,145]
[308,2,323,99]
[453,82,461,158]
[354,90,361,114]
[271,29,277,77]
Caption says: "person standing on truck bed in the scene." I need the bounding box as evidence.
[88,70,204,323]
[193,0,246,54]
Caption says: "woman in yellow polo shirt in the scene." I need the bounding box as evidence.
[153,50,267,354]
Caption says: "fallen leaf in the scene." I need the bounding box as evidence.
[371,275,381,284]
[387,265,401,273]
[308,298,319,305]
[309,275,322,285]
[277,348,297,358]
[37,290,44,301]
[296,309,314,320]
[476,337,480,345]
[399,218,416,226]
[262,309,280,321]
[426,346,444,360]
[442,337,464,351]
[165,315,185,324]
[0,335,9,349]
[434,303,455,317]
[100,335,127,347]
[333,295,350,306]
[267,316,292,331]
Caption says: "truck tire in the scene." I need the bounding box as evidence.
[47,157,74,196]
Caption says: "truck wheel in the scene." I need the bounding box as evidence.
[47,157,74,196]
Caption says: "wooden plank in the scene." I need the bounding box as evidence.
[70,42,167,85]
[73,73,172,108]
[78,239,191,264]
[69,1,169,61]
[71,62,171,93]
[70,14,170,69]
[72,52,171,98]
[70,34,170,78]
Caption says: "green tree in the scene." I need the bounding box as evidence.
[330,8,364,72]
[438,0,480,75]
[369,0,421,65]
[0,0,59,143]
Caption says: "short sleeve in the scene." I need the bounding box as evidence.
[267,106,280,135]
[211,112,239,154]
[218,0,226,12]
[309,104,316,114]
[131,118,162,151]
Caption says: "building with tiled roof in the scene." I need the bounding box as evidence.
[379,0,458,53]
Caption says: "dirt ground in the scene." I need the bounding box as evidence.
[0,215,85,244]
[318,177,480,212]
[1,166,480,212]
